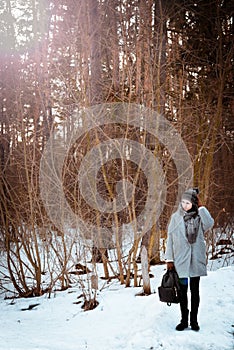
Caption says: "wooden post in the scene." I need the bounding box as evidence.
[141,245,151,295]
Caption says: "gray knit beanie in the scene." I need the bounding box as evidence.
[182,188,199,206]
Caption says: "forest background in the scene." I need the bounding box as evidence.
[0,0,233,303]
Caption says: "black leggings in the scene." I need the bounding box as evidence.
[179,277,200,322]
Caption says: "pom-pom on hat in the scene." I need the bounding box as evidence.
[182,188,199,207]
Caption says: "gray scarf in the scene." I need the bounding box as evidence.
[183,211,200,244]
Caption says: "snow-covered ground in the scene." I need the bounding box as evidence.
[0,261,233,350]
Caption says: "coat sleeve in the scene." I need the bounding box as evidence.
[198,206,214,232]
[164,215,175,261]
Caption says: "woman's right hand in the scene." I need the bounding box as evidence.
[167,262,175,270]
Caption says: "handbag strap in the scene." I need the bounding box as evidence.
[170,270,181,292]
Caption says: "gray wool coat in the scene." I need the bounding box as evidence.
[165,205,214,278]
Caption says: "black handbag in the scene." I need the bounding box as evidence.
[158,269,181,306]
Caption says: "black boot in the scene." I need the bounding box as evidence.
[176,309,189,331]
[191,322,200,331]
[176,321,188,331]
[190,312,200,331]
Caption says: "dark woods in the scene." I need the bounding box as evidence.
[0,0,233,298]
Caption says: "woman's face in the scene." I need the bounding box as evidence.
[181,199,193,211]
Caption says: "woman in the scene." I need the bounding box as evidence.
[165,188,214,331]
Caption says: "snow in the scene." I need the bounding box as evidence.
[0,263,233,350]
